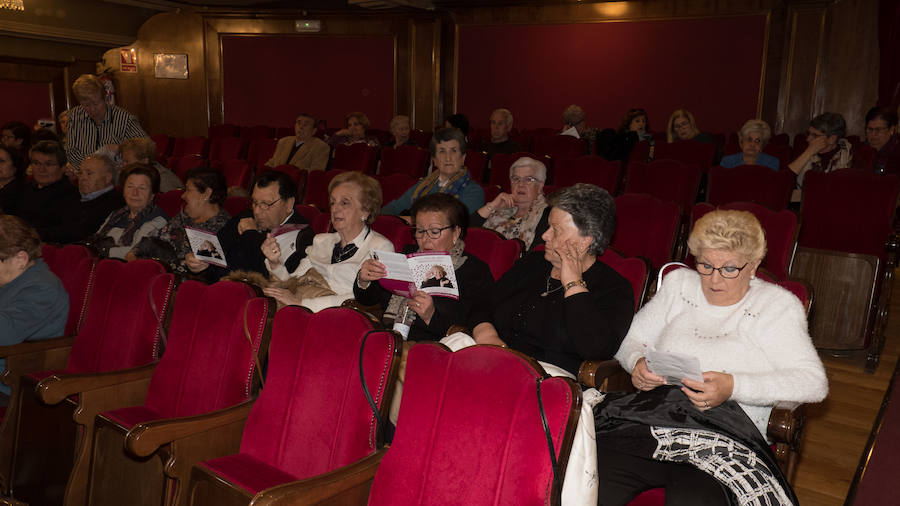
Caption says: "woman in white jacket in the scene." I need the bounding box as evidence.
[262,171,393,312]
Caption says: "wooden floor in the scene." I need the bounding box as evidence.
[792,271,900,505]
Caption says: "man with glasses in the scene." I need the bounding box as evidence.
[862,106,900,175]
[186,170,313,279]
[66,74,148,173]
[13,141,80,242]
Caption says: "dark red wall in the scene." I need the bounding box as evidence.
[457,15,767,135]
[222,34,395,131]
[0,79,52,130]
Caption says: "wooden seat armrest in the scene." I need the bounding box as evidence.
[36,363,157,405]
[342,299,384,325]
[767,401,805,445]
[0,336,75,358]
[125,399,255,458]
[885,234,900,267]
[251,450,386,506]
[577,359,622,389]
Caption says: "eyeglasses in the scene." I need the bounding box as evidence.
[674,121,691,129]
[411,225,453,239]
[866,126,890,134]
[510,175,542,185]
[696,262,749,279]
[807,130,826,139]
[251,197,281,210]
[31,160,60,169]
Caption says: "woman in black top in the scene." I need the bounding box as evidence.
[355,193,493,342]
[473,183,634,376]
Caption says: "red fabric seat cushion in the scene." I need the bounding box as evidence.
[199,454,300,495]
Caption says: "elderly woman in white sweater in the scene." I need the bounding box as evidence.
[595,210,827,506]
[261,171,393,312]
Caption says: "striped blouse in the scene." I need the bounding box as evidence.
[66,104,148,169]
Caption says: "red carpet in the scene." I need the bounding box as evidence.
[846,357,900,504]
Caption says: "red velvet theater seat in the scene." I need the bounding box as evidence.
[612,193,681,270]
[464,227,524,280]
[83,281,273,506]
[379,145,430,178]
[707,164,794,211]
[40,243,94,336]
[332,143,378,174]
[554,155,622,194]
[187,306,400,506]
[0,259,173,506]
[266,343,582,505]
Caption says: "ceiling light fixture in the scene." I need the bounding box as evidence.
[0,0,24,10]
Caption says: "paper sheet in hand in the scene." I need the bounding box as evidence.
[645,350,703,387]
[374,250,459,299]
[270,224,307,265]
[184,227,227,268]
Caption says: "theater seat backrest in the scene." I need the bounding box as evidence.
[65,259,173,374]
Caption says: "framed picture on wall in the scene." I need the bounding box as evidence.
[154,53,188,79]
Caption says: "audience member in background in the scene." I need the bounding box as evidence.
[863,106,900,175]
[480,108,522,156]
[471,156,550,251]
[92,164,167,260]
[187,170,313,279]
[720,119,779,170]
[31,127,59,144]
[605,108,655,162]
[560,104,597,154]
[472,184,634,377]
[444,113,470,140]
[265,113,329,171]
[596,210,827,505]
[69,154,125,243]
[0,215,68,395]
[66,74,148,172]
[382,127,485,216]
[57,110,69,146]
[0,146,25,215]
[387,115,417,148]
[356,193,493,341]
[14,141,80,242]
[263,171,393,312]
[132,167,229,270]
[327,111,380,148]
[120,137,182,192]
[666,109,714,144]
[788,112,853,190]
[1,121,31,155]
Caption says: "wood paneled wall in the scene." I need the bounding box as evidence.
[103,0,876,138]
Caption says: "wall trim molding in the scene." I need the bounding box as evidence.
[0,20,135,47]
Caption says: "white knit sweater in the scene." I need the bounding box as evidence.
[615,268,828,438]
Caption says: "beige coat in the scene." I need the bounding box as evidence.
[265,135,330,171]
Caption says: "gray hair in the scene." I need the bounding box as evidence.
[738,119,772,146]
[84,153,117,178]
[390,115,410,131]
[810,112,846,139]
[562,105,586,126]
[509,156,547,182]
[429,127,467,156]
[491,108,513,128]
[548,183,616,255]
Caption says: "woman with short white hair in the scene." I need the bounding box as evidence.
[720,119,779,170]
[471,156,550,250]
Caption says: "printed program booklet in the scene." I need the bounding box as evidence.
[373,250,459,299]
[269,223,308,264]
[184,227,227,268]
[645,350,704,387]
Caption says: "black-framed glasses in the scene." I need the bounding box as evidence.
[252,197,281,210]
[411,225,453,239]
[696,262,749,279]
